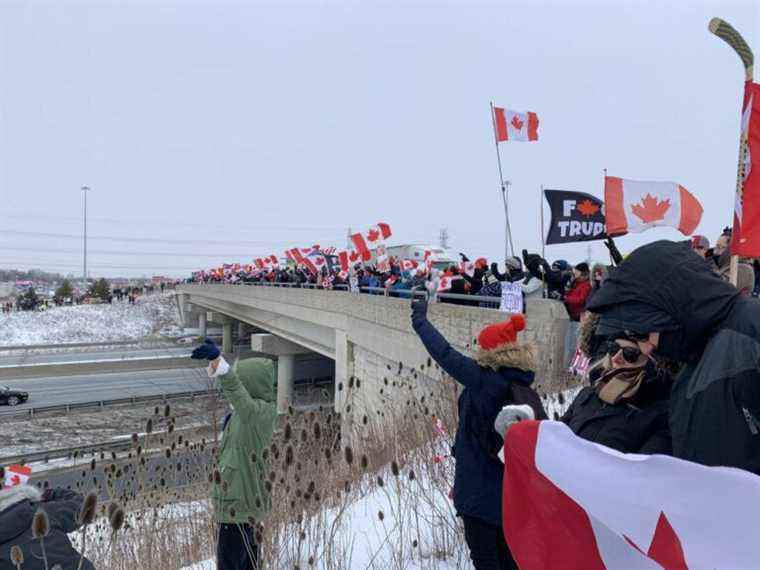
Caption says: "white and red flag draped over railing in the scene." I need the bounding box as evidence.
[502,420,760,570]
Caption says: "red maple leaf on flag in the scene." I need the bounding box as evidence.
[10,474,20,485]
[576,199,600,217]
[314,257,324,266]
[624,511,687,569]
[349,251,361,263]
[367,228,381,242]
[631,194,670,223]
[511,115,524,131]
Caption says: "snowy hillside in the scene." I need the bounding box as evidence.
[0,294,180,346]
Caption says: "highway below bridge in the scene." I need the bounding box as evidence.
[2,368,211,410]
[0,345,335,412]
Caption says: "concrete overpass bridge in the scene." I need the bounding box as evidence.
[176,284,571,417]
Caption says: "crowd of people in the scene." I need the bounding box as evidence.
[4,228,760,570]
[408,234,760,568]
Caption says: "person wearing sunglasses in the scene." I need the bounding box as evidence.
[588,240,760,476]
[494,313,675,458]
[556,323,675,455]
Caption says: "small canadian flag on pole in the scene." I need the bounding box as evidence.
[3,464,32,488]
[604,176,703,237]
[494,106,539,142]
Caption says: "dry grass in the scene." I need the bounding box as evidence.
[19,359,574,569]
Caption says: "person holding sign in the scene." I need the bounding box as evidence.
[410,295,545,569]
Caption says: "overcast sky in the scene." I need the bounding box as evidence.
[1,0,758,278]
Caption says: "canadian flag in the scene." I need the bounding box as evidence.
[503,420,760,570]
[350,233,372,262]
[375,244,390,273]
[268,255,280,269]
[254,258,265,269]
[569,347,591,377]
[367,222,392,243]
[731,81,760,257]
[459,261,475,277]
[494,106,539,142]
[3,464,32,488]
[399,259,419,271]
[437,275,462,292]
[604,176,703,237]
[338,251,350,273]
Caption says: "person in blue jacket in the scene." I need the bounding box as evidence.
[411,297,546,570]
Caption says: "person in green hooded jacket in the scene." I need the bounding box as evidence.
[192,338,277,570]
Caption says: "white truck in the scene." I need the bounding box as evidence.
[377,244,459,270]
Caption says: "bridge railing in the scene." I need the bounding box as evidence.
[198,280,503,310]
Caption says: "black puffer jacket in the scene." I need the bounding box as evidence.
[411,301,546,527]
[588,240,760,474]
[0,486,94,570]
[561,385,672,455]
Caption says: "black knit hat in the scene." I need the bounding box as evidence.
[575,262,590,274]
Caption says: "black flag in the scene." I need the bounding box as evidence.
[544,189,607,245]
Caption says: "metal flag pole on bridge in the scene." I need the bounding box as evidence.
[490,101,515,261]
[540,184,546,259]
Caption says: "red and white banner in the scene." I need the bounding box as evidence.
[494,106,539,142]
[604,176,703,237]
[3,464,32,488]
[731,81,760,257]
[503,420,760,570]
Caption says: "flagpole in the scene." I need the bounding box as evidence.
[540,184,546,259]
[490,101,515,261]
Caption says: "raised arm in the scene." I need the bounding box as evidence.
[411,298,483,389]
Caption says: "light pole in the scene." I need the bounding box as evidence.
[81,185,90,287]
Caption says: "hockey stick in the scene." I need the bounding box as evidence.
[709,18,754,81]
[709,18,755,285]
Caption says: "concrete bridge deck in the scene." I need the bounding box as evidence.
[177,284,571,417]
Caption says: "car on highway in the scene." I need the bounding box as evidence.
[0,385,29,406]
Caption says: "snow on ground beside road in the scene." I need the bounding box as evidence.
[0,294,180,346]
[180,459,471,570]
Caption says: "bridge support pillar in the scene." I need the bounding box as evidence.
[222,322,233,354]
[199,312,207,338]
[277,354,295,414]
[237,321,247,341]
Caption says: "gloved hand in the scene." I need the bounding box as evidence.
[494,404,535,436]
[411,295,428,318]
[604,237,623,266]
[191,338,221,361]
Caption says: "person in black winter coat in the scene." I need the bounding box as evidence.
[411,299,546,570]
[558,313,674,455]
[521,251,570,299]
[0,484,95,570]
[587,240,760,475]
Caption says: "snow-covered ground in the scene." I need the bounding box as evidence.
[178,456,471,570]
[0,294,181,346]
